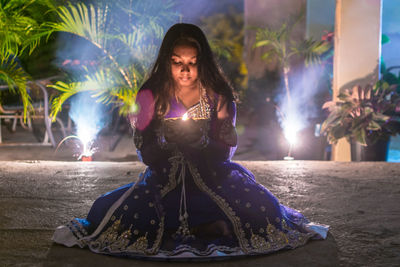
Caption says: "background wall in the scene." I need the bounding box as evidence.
[306,0,335,39]
[382,0,400,69]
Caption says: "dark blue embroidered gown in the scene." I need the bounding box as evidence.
[52,88,329,259]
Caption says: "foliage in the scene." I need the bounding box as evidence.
[252,9,330,69]
[0,0,56,55]
[41,1,180,120]
[0,0,56,119]
[0,56,31,111]
[252,6,331,105]
[200,6,247,98]
[381,66,400,87]
[321,32,400,146]
[321,80,400,146]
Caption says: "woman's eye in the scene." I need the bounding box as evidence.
[189,62,197,66]
[172,60,182,65]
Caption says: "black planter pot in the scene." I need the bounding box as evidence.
[351,138,389,161]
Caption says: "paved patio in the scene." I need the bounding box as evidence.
[1,160,399,266]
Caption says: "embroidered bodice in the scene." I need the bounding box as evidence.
[164,86,211,120]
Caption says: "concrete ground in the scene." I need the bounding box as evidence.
[1,160,400,266]
[0,124,400,266]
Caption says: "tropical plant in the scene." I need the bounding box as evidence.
[200,6,248,98]
[321,80,400,146]
[381,66,400,87]
[38,0,180,120]
[252,8,330,105]
[0,0,56,119]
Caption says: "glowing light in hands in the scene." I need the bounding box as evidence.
[182,112,188,121]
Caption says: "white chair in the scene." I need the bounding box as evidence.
[0,79,67,147]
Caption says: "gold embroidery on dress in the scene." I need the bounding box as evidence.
[160,149,181,197]
[247,220,316,253]
[266,223,288,247]
[148,216,165,254]
[109,225,132,251]
[187,162,251,252]
[90,217,122,250]
[184,85,211,120]
[250,230,270,251]
[88,207,165,255]
[126,232,149,252]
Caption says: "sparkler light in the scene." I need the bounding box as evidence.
[283,123,298,147]
[76,139,96,161]
[273,65,325,161]
[283,126,296,160]
[281,114,302,160]
[65,91,108,161]
[76,124,97,157]
[55,132,97,161]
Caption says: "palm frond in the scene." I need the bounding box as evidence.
[49,65,143,118]
[254,27,287,66]
[87,68,141,115]
[114,30,157,70]
[0,54,32,119]
[48,81,85,120]
[51,3,109,49]
[291,39,331,66]
[0,0,56,56]
[111,87,138,115]
[0,6,38,55]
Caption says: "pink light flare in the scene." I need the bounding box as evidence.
[128,89,154,131]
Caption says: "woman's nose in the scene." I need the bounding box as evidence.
[181,64,190,72]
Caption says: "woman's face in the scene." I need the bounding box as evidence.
[170,44,198,89]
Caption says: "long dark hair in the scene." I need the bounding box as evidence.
[141,23,235,117]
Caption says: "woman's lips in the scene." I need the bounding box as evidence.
[179,76,191,81]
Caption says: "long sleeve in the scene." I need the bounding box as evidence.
[133,123,172,167]
[203,100,237,162]
[129,89,171,167]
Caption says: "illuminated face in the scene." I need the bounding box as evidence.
[170,44,198,89]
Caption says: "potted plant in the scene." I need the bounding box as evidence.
[321,79,400,161]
